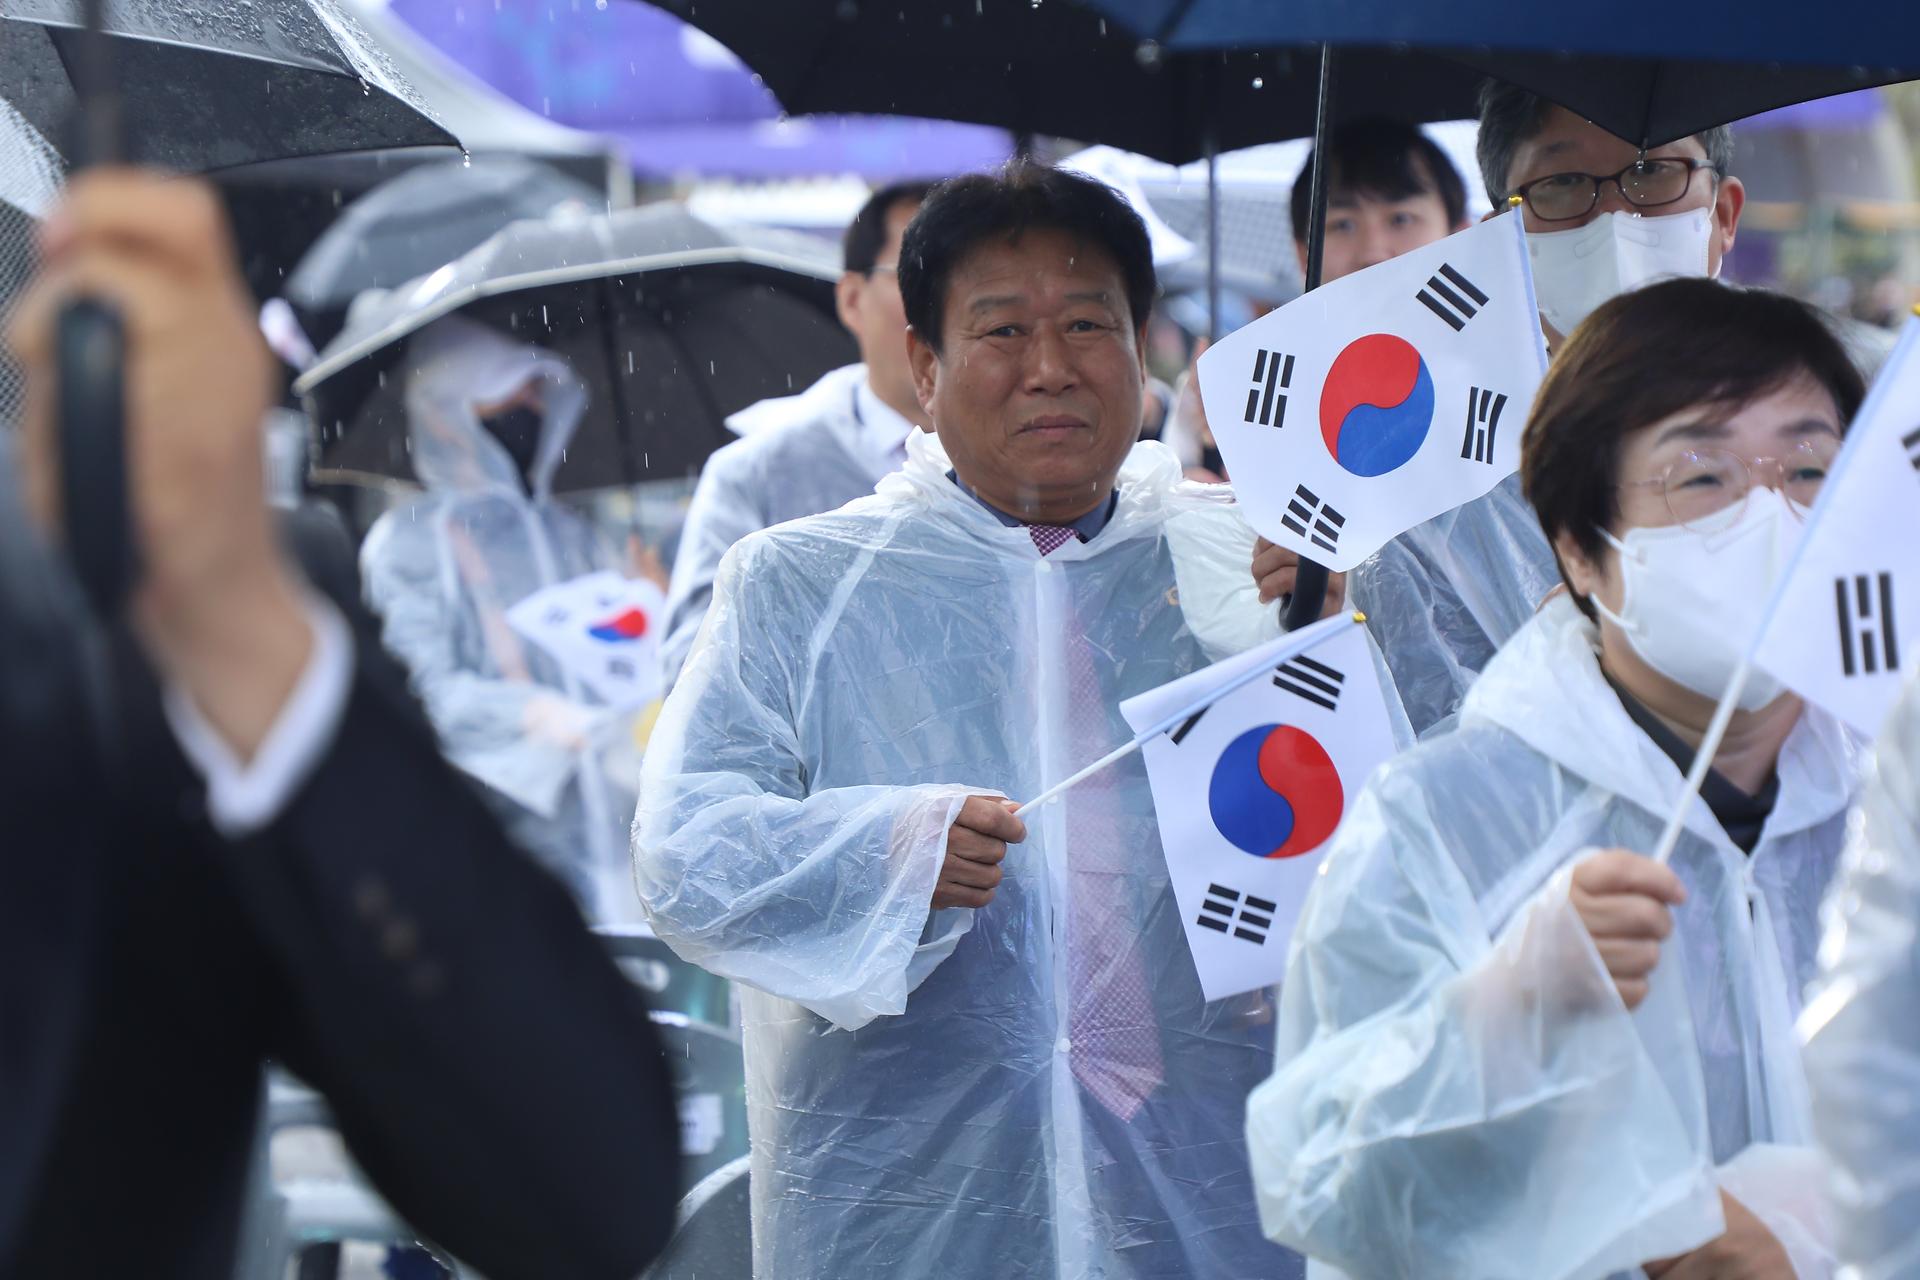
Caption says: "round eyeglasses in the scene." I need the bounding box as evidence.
[1511,157,1717,223]
[1618,438,1838,531]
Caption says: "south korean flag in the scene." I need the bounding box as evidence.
[1196,213,1548,572]
[1120,620,1397,1002]
[1753,316,1920,736]
[505,570,668,710]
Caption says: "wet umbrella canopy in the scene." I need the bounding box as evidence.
[297,203,855,493]
[633,0,1484,165]
[1084,0,1920,151]
[284,154,604,347]
[0,0,457,171]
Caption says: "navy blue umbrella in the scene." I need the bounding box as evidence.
[1083,0,1920,625]
[1084,0,1919,152]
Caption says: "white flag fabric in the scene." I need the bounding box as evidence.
[505,570,667,710]
[1754,316,1920,736]
[1121,619,1397,1001]
[1196,212,1548,572]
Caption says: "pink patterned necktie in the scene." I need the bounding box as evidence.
[1028,524,1165,1121]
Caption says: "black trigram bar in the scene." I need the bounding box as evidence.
[1198,884,1272,944]
[1274,655,1346,711]
[1903,425,1920,473]
[1416,262,1489,331]
[1459,387,1509,464]
[1281,484,1345,554]
[1169,705,1210,745]
[1243,349,1296,427]
[1837,573,1900,677]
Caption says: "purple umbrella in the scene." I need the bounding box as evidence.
[388,0,1011,180]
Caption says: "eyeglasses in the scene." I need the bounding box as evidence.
[1511,157,1717,223]
[1618,438,1838,531]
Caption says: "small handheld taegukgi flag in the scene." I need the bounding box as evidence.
[1119,616,1397,1001]
[1753,315,1920,735]
[1196,213,1548,572]
[505,570,668,710]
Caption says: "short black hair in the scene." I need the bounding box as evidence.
[1288,117,1468,243]
[843,180,934,275]
[1476,79,1735,206]
[1522,278,1864,621]
[898,161,1156,355]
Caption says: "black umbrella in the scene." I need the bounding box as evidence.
[1,0,459,172]
[284,155,603,351]
[295,203,856,493]
[12,0,461,616]
[635,0,1481,167]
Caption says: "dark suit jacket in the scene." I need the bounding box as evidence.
[0,506,680,1279]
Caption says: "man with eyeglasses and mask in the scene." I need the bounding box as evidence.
[359,314,643,924]
[1477,81,1746,348]
[659,180,935,691]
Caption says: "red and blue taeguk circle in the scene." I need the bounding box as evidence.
[1318,333,1436,477]
[1207,724,1345,859]
[587,607,650,644]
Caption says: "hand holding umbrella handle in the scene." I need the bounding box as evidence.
[56,297,137,616]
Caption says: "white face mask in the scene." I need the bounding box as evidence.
[1527,208,1716,338]
[1588,487,1803,711]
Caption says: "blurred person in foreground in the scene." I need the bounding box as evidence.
[1248,279,1864,1278]
[658,180,934,690]
[358,314,643,924]
[0,171,678,1278]
[634,163,1313,1278]
[1801,666,1920,1277]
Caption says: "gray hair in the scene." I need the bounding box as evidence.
[1474,79,1735,206]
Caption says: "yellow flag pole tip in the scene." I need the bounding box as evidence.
[1507,195,1523,207]
[1350,610,1368,623]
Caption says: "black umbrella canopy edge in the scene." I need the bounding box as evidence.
[294,244,844,398]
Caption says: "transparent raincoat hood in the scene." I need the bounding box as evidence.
[1802,670,1920,1279]
[659,363,897,691]
[1250,596,1861,1280]
[360,316,638,922]
[634,430,1392,1278]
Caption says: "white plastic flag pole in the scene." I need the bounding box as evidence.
[1013,610,1367,818]
[1649,656,1751,866]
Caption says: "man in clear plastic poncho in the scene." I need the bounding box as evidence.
[361,315,640,923]
[1248,281,1867,1279]
[634,165,1306,1278]
[1802,667,1920,1278]
[658,181,934,690]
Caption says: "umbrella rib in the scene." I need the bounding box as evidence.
[1153,0,1205,43]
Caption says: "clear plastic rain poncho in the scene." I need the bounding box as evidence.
[660,363,900,689]
[1250,596,1861,1280]
[635,433,1317,1279]
[1802,669,1920,1279]
[360,316,640,923]
[1347,473,1560,735]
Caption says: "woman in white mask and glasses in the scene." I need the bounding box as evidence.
[1246,278,1867,1280]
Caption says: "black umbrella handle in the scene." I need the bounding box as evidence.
[57,299,137,617]
[1284,43,1340,633]
[57,0,136,618]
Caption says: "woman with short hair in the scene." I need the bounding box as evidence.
[1247,278,1866,1280]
